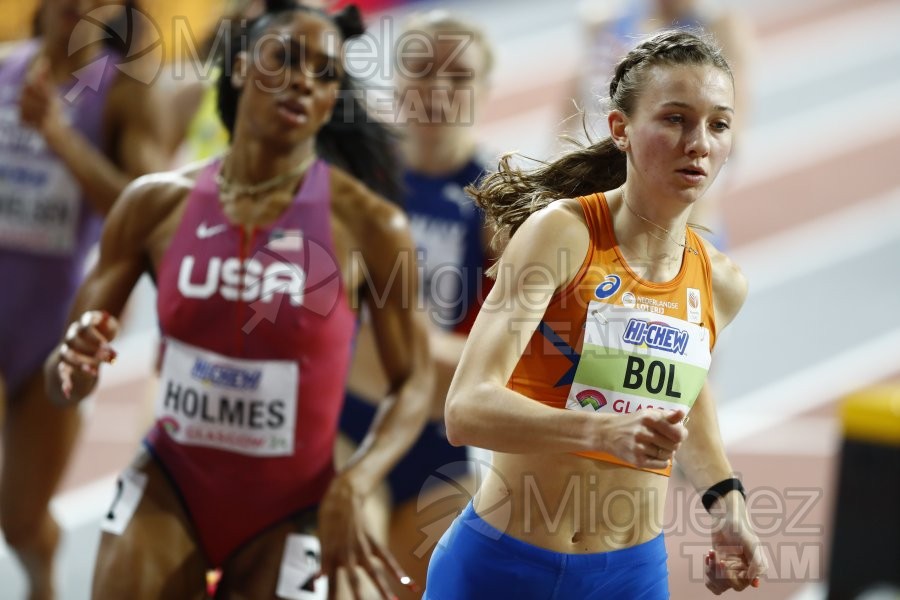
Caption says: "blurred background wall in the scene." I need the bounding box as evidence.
[0,0,221,61]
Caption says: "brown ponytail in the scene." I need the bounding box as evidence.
[467,139,625,246]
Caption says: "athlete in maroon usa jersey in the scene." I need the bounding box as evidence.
[45,5,430,599]
[146,157,354,567]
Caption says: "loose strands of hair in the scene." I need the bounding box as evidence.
[469,29,731,265]
[215,4,403,204]
[467,138,624,251]
[316,74,403,203]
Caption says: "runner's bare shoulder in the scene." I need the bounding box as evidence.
[104,161,209,251]
[701,238,748,330]
[328,165,406,240]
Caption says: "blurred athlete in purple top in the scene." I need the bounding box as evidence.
[0,1,166,597]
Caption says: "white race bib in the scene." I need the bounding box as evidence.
[156,338,298,457]
[566,301,711,415]
[100,469,148,536]
[0,105,81,255]
[276,534,327,600]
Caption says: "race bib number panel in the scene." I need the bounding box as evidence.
[101,469,148,536]
[0,106,81,255]
[276,534,326,600]
[566,301,711,415]
[156,338,298,457]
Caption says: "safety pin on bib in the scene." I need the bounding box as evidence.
[590,307,609,325]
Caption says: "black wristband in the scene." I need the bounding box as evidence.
[702,477,746,513]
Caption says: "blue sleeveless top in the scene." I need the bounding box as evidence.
[404,158,487,330]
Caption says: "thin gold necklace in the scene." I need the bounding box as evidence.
[621,190,696,254]
[216,152,317,203]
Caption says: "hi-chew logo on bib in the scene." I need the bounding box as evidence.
[622,319,690,356]
[191,359,262,391]
[156,339,297,456]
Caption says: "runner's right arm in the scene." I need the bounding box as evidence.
[43,175,187,404]
[20,61,170,216]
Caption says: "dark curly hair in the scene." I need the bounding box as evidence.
[216,3,403,203]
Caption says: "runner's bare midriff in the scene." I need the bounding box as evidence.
[475,451,669,553]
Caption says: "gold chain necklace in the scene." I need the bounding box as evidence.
[215,153,317,203]
[621,190,697,254]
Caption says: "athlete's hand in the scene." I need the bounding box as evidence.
[600,409,688,470]
[19,56,69,143]
[317,473,415,599]
[705,498,767,594]
[54,310,119,404]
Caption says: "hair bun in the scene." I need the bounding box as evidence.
[333,4,365,38]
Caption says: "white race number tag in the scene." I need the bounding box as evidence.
[0,106,81,255]
[100,469,148,536]
[276,534,326,600]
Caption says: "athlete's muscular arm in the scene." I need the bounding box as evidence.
[425,330,467,418]
[676,244,747,493]
[20,61,169,216]
[44,175,187,405]
[317,178,432,597]
[106,77,171,184]
[443,200,685,468]
[336,186,433,493]
[423,221,498,419]
[675,242,767,593]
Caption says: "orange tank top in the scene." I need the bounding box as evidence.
[507,193,717,476]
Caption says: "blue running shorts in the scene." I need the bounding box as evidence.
[425,501,669,600]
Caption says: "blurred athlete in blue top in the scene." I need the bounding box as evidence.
[337,10,495,595]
